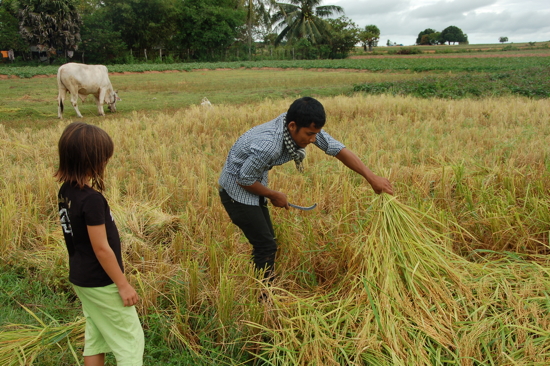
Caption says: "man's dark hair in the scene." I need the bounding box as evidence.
[55,122,114,191]
[286,97,326,129]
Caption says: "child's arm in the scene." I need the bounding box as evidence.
[88,224,139,307]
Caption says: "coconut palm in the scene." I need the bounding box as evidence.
[273,0,343,45]
[240,0,279,53]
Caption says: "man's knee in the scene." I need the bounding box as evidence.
[252,241,277,263]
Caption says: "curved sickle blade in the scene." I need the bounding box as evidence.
[288,203,317,211]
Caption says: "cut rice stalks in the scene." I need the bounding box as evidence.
[0,305,84,366]
[343,194,475,359]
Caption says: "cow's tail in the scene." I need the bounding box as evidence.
[57,70,64,113]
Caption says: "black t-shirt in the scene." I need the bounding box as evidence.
[58,182,123,287]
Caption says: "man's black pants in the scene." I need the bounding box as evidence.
[219,188,277,280]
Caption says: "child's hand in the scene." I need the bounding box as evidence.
[118,283,139,307]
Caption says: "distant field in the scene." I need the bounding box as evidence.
[354,67,550,99]
[1,50,549,78]
[0,69,427,130]
[350,49,550,58]
[1,51,549,132]
[353,41,550,54]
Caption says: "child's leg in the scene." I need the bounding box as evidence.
[74,284,144,366]
[74,288,112,361]
[84,353,105,366]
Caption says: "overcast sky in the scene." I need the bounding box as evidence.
[328,0,550,45]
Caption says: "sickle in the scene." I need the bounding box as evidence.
[288,203,317,211]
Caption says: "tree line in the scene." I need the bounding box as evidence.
[416,26,468,46]
[0,0,384,64]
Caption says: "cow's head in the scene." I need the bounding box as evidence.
[106,90,121,112]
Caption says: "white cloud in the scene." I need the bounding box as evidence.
[408,0,497,19]
[328,0,550,44]
[336,0,411,16]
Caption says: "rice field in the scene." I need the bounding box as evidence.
[1,91,550,364]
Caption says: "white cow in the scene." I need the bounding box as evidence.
[57,63,120,119]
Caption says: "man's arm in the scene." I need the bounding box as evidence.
[335,148,393,195]
[88,224,139,306]
[238,181,290,209]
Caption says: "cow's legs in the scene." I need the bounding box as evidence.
[69,92,83,118]
[96,89,106,116]
[58,88,67,119]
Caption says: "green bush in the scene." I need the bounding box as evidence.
[386,47,423,55]
[393,47,423,55]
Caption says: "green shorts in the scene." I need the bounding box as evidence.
[73,283,144,366]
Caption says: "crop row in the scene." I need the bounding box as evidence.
[353,67,550,99]
[1,56,549,78]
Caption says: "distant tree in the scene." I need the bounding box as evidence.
[243,0,257,58]
[359,24,380,51]
[252,0,280,45]
[99,0,179,54]
[263,32,278,46]
[325,16,360,58]
[273,0,343,45]
[75,0,103,15]
[418,30,443,45]
[416,28,436,45]
[440,25,467,45]
[430,32,442,45]
[422,33,440,45]
[17,0,82,61]
[0,0,26,53]
[175,0,246,61]
[420,34,430,45]
[78,11,127,63]
[499,36,508,43]
[386,39,390,46]
[240,0,277,58]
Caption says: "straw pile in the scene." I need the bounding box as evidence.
[0,306,84,366]
[250,194,549,365]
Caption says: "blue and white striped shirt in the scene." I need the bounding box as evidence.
[219,113,345,206]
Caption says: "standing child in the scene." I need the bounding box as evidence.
[55,122,144,366]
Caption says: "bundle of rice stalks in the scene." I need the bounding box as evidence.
[346,193,469,287]
[0,305,84,366]
[339,194,476,362]
[242,191,483,365]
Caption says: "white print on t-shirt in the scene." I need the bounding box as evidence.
[59,208,73,236]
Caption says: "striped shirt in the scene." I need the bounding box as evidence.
[219,113,345,206]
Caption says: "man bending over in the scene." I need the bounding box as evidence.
[218,97,393,281]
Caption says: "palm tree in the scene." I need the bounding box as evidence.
[241,0,278,57]
[17,0,82,60]
[273,0,343,45]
